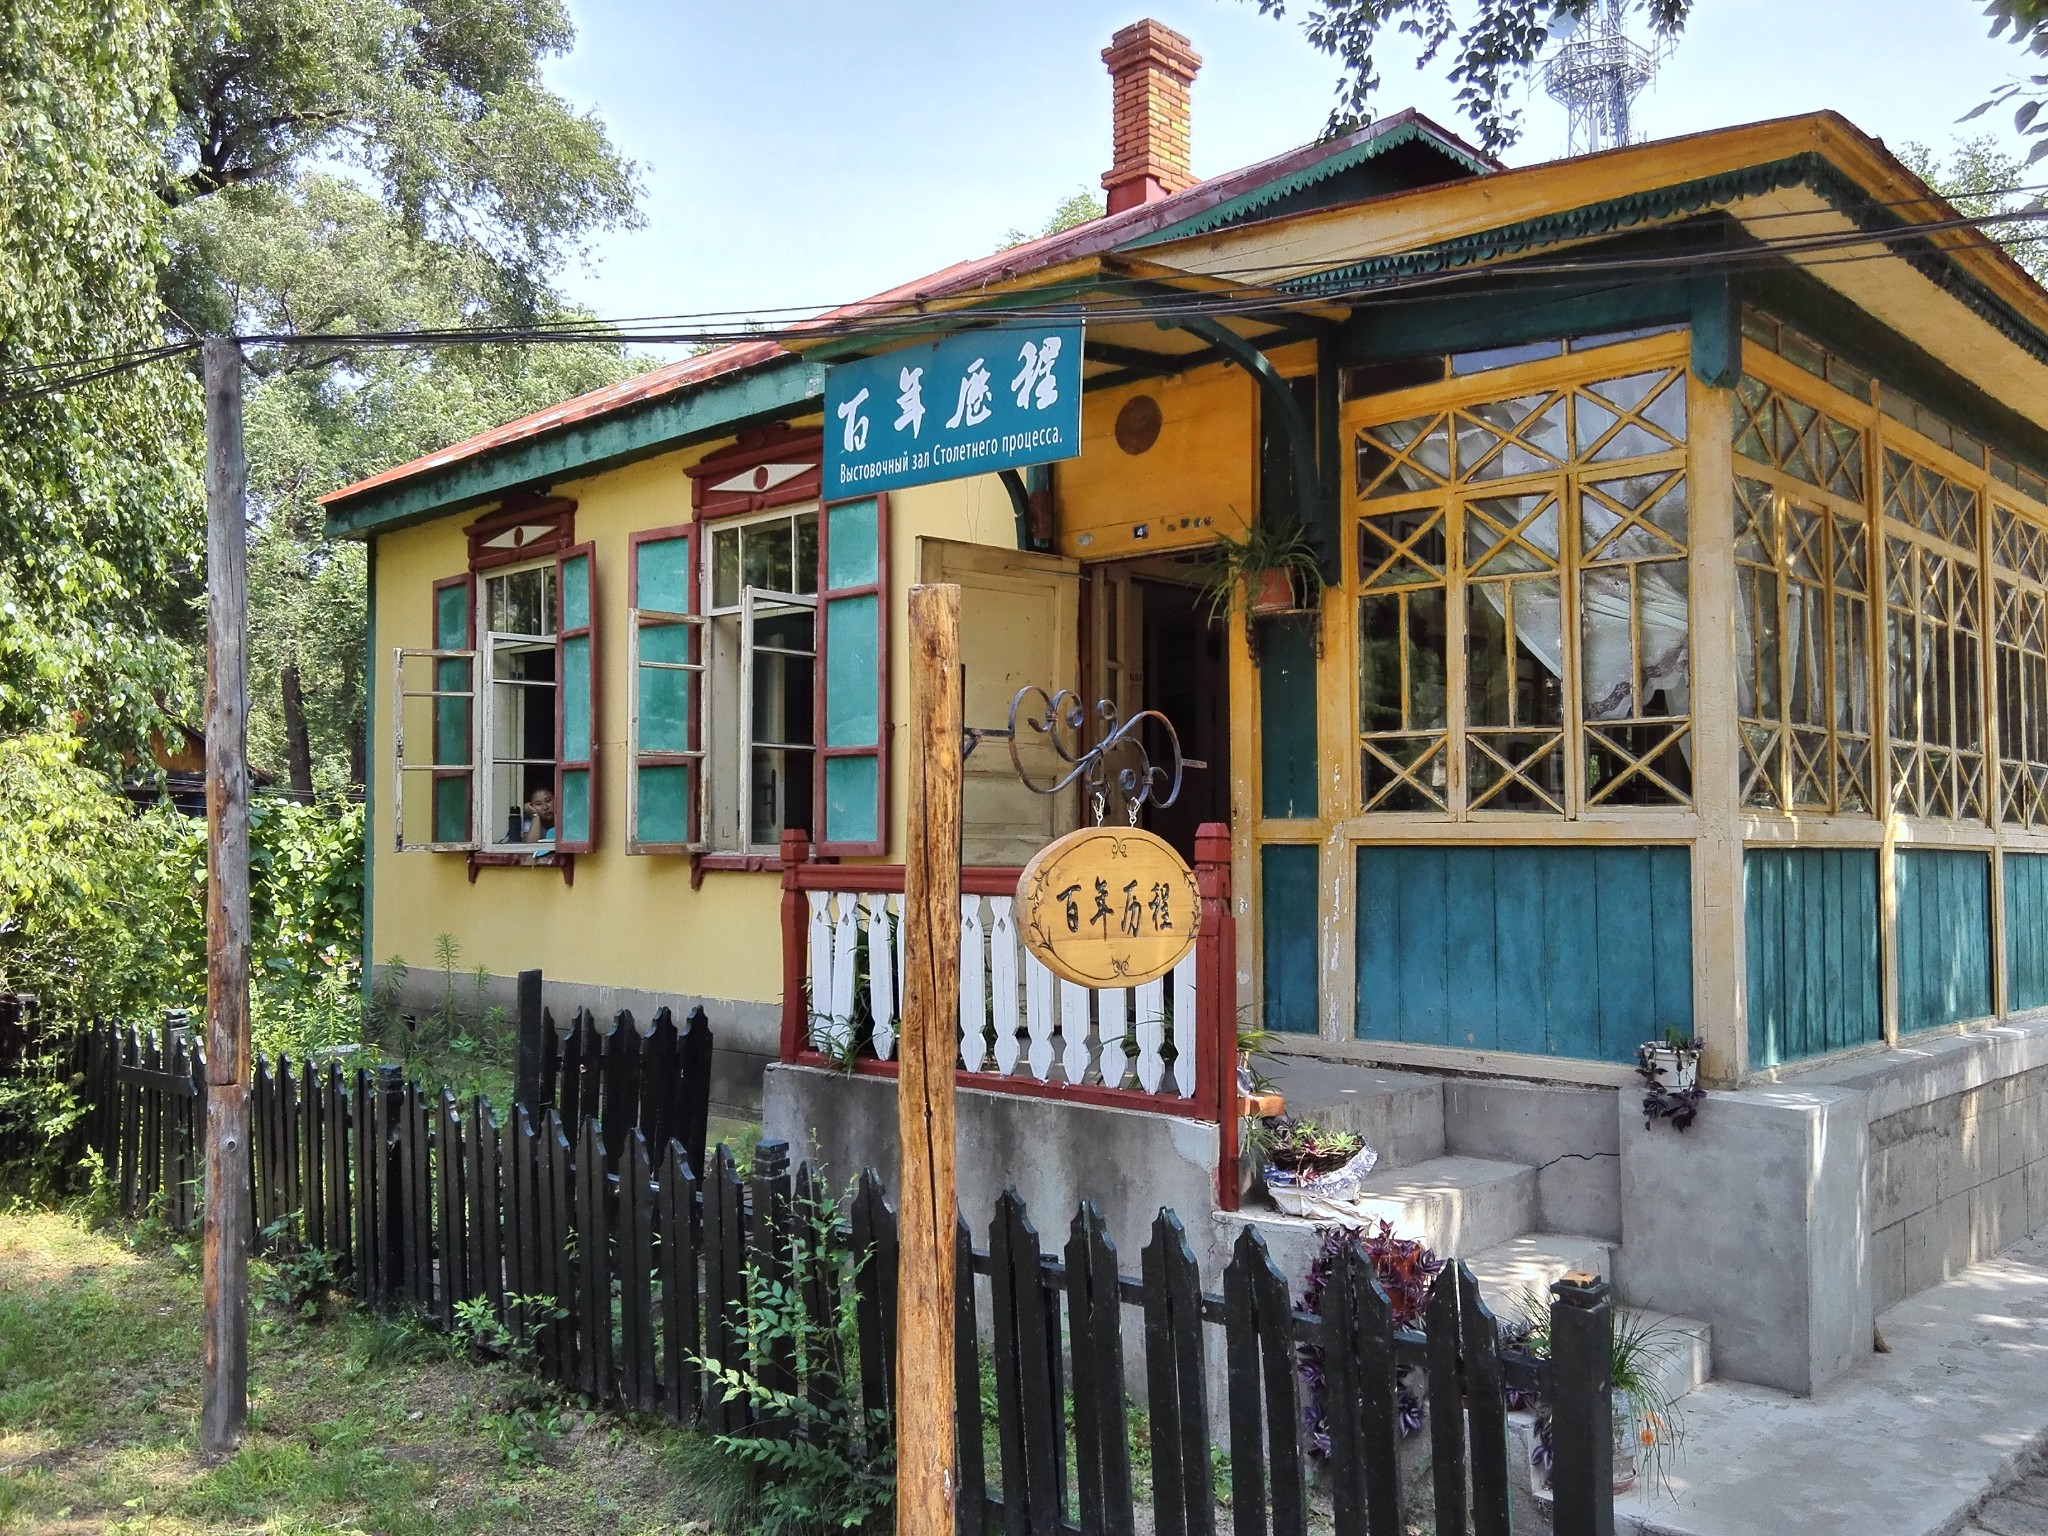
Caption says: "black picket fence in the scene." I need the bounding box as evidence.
[76,1021,1617,1535]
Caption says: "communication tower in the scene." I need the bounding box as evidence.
[1541,0,1663,157]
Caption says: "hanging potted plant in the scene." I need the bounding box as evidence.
[1200,516,1326,622]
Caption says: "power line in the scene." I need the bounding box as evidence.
[11,186,2048,406]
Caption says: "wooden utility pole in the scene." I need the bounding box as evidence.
[200,336,253,1454]
[897,583,962,1536]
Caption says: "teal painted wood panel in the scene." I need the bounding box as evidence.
[558,768,591,845]
[1742,848,1881,1068]
[1896,849,1993,1033]
[823,756,879,846]
[825,498,879,588]
[560,552,591,631]
[636,534,691,614]
[1355,844,1692,1063]
[1261,844,1320,1034]
[823,593,880,747]
[636,764,693,846]
[432,581,471,843]
[1259,618,1319,820]
[561,634,592,761]
[2009,853,2048,1013]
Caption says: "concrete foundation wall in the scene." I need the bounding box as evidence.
[763,1063,1221,1274]
[379,964,777,1116]
[1797,1012,2048,1313]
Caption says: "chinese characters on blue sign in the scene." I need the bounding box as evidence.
[822,324,1084,497]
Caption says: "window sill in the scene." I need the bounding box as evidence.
[689,850,803,889]
[467,850,574,886]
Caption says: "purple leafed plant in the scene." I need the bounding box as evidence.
[1296,1220,1443,1456]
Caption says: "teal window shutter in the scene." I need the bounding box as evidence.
[391,575,477,851]
[815,494,889,854]
[627,526,705,853]
[554,545,599,852]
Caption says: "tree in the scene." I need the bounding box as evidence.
[222,177,642,793]
[1003,190,1106,249]
[155,1,649,792]
[0,0,203,757]
[1900,136,2048,285]
[1247,0,1692,155]
[161,0,638,318]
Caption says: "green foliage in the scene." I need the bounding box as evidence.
[0,732,369,1148]
[1247,0,1692,155]
[255,1210,342,1319]
[1003,189,1106,248]
[1198,516,1327,622]
[1506,1288,1688,1492]
[0,1,203,755]
[693,1185,893,1536]
[193,171,647,793]
[1900,136,2048,285]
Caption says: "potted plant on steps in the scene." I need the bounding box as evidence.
[1200,516,1326,622]
[1254,1116,1379,1215]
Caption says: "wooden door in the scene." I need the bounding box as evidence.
[918,538,1081,866]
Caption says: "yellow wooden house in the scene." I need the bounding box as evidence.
[327,21,2048,1397]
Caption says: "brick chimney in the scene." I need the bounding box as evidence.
[1101,20,1202,215]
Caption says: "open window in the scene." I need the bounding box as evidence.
[393,575,478,851]
[475,559,562,854]
[630,494,889,860]
[700,505,818,854]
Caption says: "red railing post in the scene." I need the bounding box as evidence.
[779,829,812,1063]
[1193,822,1240,1211]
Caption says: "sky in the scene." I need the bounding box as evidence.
[544,0,2045,332]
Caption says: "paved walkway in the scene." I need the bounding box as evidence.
[1616,1235,2048,1536]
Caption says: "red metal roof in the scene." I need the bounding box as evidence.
[321,109,1489,511]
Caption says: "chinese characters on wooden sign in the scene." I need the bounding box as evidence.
[823,324,1084,497]
[1015,826,1199,988]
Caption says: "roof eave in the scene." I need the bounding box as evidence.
[322,350,824,540]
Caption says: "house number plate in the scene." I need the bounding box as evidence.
[1015,826,1200,989]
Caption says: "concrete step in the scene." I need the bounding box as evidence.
[1621,1309,1714,1406]
[1464,1231,1613,1319]
[1349,1154,1538,1258]
[1215,1154,1539,1292]
[1255,1054,1445,1170]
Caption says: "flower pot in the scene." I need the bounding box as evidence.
[1244,568,1297,616]
[1639,1042,1699,1092]
[1612,1388,1640,1493]
[1261,1142,1379,1215]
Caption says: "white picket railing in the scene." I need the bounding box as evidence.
[804,889,1199,1100]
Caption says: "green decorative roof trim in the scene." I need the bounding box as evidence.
[324,352,825,538]
[1284,153,2048,373]
[1129,121,1492,247]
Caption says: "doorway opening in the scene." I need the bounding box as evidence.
[1083,558,1231,860]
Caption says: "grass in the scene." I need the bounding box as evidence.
[0,1204,721,1534]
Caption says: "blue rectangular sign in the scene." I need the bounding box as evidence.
[822,324,1083,498]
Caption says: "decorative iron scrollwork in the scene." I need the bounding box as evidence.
[965,686,1202,827]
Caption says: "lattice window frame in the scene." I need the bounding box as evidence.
[1731,450,1877,818]
[1992,501,2048,829]
[1882,447,1989,824]
[1347,347,1694,822]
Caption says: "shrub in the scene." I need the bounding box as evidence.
[693,1182,893,1536]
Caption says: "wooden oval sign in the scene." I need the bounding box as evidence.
[1015,826,1200,988]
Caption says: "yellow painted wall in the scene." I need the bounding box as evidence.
[1058,360,1256,560]
[369,445,1012,997]
[371,446,790,999]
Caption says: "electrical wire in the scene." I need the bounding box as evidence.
[11,179,2048,406]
